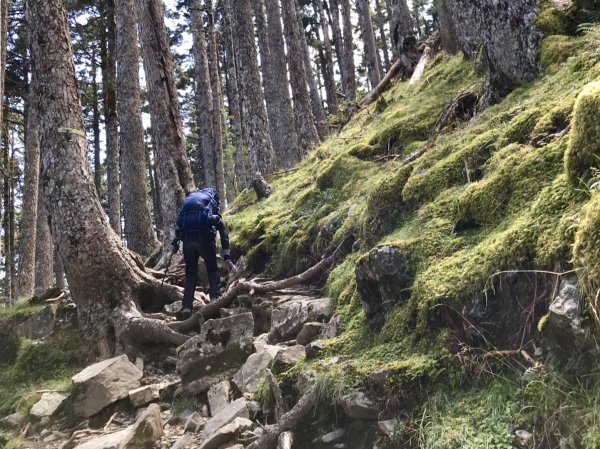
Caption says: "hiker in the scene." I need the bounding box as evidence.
[172,188,234,321]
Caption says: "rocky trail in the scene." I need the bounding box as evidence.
[1,283,373,449]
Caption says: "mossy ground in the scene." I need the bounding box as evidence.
[228,26,600,448]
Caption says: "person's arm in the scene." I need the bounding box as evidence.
[214,216,231,260]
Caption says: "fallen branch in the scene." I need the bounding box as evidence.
[246,385,318,449]
[482,349,539,366]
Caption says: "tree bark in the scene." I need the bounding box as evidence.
[34,170,55,297]
[189,0,216,189]
[91,47,103,198]
[116,0,160,258]
[228,0,275,183]
[357,0,381,89]
[374,0,391,70]
[327,0,348,99]
[2,128,11,304]
[205,0,226,199]
[316,0,340,115]
[388,0,419,77]
[281,0,322,151]
[221,0,247,191]
[340,0,356,100]
[15,94,40,299]
[102,0,121,235]
[28,0,189,356]
[137,0,195,263]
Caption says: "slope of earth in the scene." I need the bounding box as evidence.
[227,25,600,448]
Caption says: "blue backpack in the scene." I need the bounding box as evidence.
[177,188,220,233]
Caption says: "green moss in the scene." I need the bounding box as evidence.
[573,192,600,304]
[531,97,575,138]
[565,82,600,186]
[536,0,571,35]
[502,108,543,144]
[540,35,580,67]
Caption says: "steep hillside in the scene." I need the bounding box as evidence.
[227,28,600,447]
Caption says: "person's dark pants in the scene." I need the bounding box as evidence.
[182,232,221,310]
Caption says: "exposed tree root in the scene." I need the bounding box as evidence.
[246,386,318,449]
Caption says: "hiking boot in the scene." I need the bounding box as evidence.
[175,308,192,321]
[208,271,221,300]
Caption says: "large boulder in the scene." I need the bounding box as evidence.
[268,297,332,343]
[207,381,232,416]
[355,246,414,318]
[199,417,253,449]
[0,412,26,430]
[233,345,280,395]
[203,398,249,438]
[340,392,379,420]
[29,392,68,419]
[121,403,163,448]
[296,322,324,346]
[71,355,143,417]
[177,313,254,393]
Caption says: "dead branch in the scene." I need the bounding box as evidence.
[200,234,355,319]
[246,385,318,449]
[482,349,539,366]
[266,369,285,422]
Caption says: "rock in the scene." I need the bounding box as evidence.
[199,417,253,449]
[121,403,163,448]
[177,313,254,393]
[0,412,26,430]
[378,420,400,437]
[543,275,599,373]
[296,369,318,395]
[129,384,161,408]
[340,392,379,420]
[269,297,332,343]
[239,429,259,444]
[278,431,294,449]
[207,381,232,416]
[15,304,57,339]
[30,391,68,418]
[71,355,143,417]
[296,322,324,346]
[171,434,195,449]
[355,246,413,318]
[315,428,346,444]
[73,428,131,449]
[234,345,280,394]
[134,358,144,373]
[253,333,270,352]
[323,315,341,339]
[42,432,64,443]
[515,429,534,447]
[184,412,204,433]
[273,345,306,369]
[203,398,249,437]
[305,340,324,360]
[247,400,263,414]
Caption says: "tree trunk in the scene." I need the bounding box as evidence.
[8,139,15,301]
[264,0,300,168]
[221,0,247,191]
[282,0,322,150]
[34,184,55,296]
[27,0,188,356]
[54,248,66,291]
[228,0,275,183]
[205,0,226,199]
[137,0,195,262]
[91,48,103,198]
[340,0,356,100]
[374,0,391,70]
[326,0,348,99]
[189,0,215,189]
[357,0,381,89]
[388,0,419,78]
[2,128,11,304]
[302,34,329,140]
[102,0,121,235]
[116,0,160,258]
[435,0,460,54]
[15,95,40,299]
[317,0,340,115]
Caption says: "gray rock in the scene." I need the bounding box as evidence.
[207,381,232,416]
[0,412,26,430]
[378,420,400,437]
[128,384,161,408]
[203,398,249,437]
[305,340,324,360]
[239,429,259,444]
[340,392,379,420]
[177,313,254,393]
[235,345,280,394]
[73,428,131,449]
[273,345,306,369]
[184,412,204,433]
[72,355,143,417]
[269,297,332,343]
[171,434,195,449]
[296,322,324,346]
[278,431,294,449]
[121,403,163,448]
[30,391,67,418]
[355,246,413,318]
[315,428,346,444]
[199,417,253,449]
[323,315,342,339]
[15,304,56,339]
[253,333,270,352]
[296,370,318,395]
[515,429,534,447]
